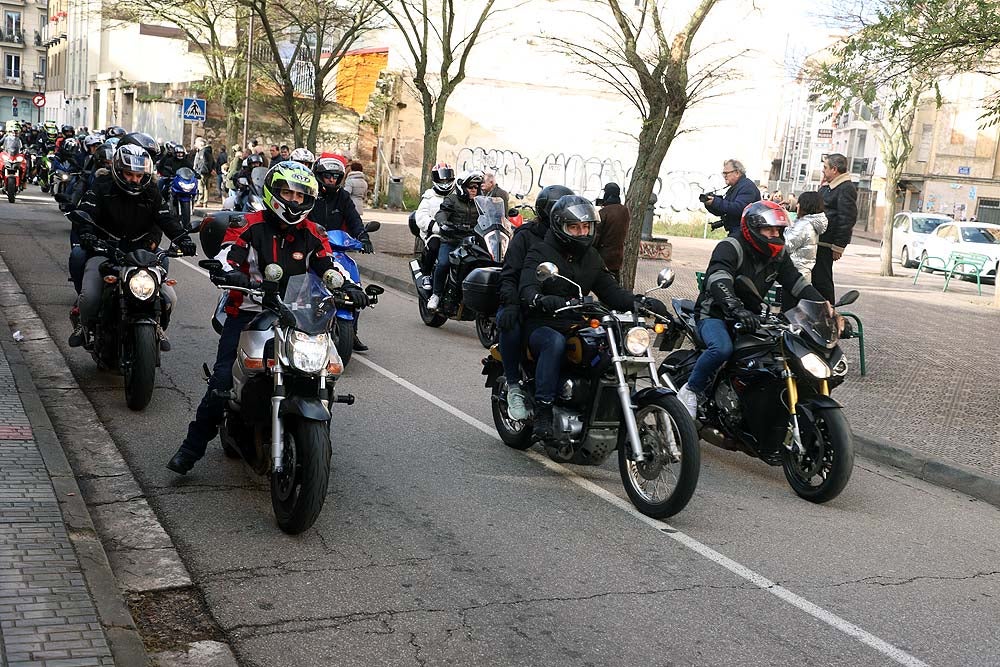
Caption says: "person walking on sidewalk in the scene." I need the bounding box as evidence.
[814,153,857,303]
[593,182,629,281]
[344,161,368,216]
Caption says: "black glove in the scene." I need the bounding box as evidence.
[495,306,520,331]
[211,270,249,289]
[79,233,99,252]
[175,235,197,257]
[731,308,760,333]
[534,294,567,313]
[360,237,374,254]
[640,296,668,317]
[345,285,370,308]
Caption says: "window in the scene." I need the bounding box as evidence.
[934,225,952,238]
[893,214,907,230]
[5,53,20,80]
[911,216,946,234]
[961,227,1000,244]
[37,55,45,76]
[4,11,20,40]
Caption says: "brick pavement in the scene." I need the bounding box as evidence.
[0,346,114,665]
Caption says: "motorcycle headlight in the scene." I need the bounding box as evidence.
[624,326,652,355]
[800,352,832,379]
[288,331,329,374]
[127,270,158,301]
[14,156,23,162]
[60,173,69,180]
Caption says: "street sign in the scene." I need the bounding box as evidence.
[181,97,206,122]
[817,128,833,139]
[31,94,45,108]
[958,166,971,175]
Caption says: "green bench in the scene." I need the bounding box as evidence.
[694,271,867,376]
[913,251,992,296]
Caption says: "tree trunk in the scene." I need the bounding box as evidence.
[879,172,898,277]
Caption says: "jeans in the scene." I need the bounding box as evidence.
[528,326,566,404]
[432,242,457,296]
[686,318,733,394]
[497,306,523,385]
[69,246,87,294]
[180,310,255,458]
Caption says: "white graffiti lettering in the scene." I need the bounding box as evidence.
[455,146,535,196]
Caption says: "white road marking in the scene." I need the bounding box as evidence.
[352,354,930,667]
[176,257,211,278]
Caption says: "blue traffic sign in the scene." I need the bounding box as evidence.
[182,97,206,122]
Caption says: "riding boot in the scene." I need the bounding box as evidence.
[166,446,201,475]
[532,402,554,440]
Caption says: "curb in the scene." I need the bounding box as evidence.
[854,433,1000,508]
[0,312,150,666]
[359,263,417,298]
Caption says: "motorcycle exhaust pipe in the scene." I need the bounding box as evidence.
[700,427,740,452]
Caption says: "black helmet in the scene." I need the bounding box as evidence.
[173,143,186,160]
[62,137,81,153]
[534,185,574,225]
[245,153,265,170]
[549,195,598,255]
[740,200,789,258]
[111,144,154,195]
[105,125,127,139]
[313,155,346,194]
[456,170,483,199]
[430,161,456,196]
[120,132,161,160]
[60,124,74,137]
[94,144,114,169]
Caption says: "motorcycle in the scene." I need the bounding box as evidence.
[223,166,268,212]
[409,195,510,348]
[169,167,199,232]
[197,259,375,533]
[482,264,700,519]
[326,221,384,366]
[0,146,27,203]
[68,210,184,411]
[51,158,80,204]
[659,280,860,503]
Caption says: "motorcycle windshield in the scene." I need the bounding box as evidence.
[175,167,196,181]
[2,136,21,154]
[281,272,337,334]
[474,195,510,262]
[250,167,269,194]
[786,299,839,348]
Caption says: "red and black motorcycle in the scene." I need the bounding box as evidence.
[0,135,27,203]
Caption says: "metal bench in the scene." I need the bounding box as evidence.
[913,250,991,296]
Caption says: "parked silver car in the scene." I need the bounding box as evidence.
[891,212,951,267]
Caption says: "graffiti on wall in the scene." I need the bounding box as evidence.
[538,153,629,201]
[455,146,535,196]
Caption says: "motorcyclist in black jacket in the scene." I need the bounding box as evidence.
[519,195,668,440]
[427,169,484,311]
[495,184,573,420]
[69,144,197,350]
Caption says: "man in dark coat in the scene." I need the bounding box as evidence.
[814,153,857,303]
[593,182,630,280]
[703,159,761,236]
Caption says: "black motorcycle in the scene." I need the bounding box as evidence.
[483,264,700,519]
[70,211,184,411]
[409,195,510,348]
[660,281,859,503]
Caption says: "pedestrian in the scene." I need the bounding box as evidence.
[593,182,629,281]
[192,139,214,208]
[215,145,228,199]
[279,144,291,161]
[344,161,368,215]
[782,191,827,310]
[702,159,762,237]
[482,171,509,212]
[268,144,280,166]
[814,153,857,303]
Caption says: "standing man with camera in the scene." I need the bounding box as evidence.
[702,159,761,237]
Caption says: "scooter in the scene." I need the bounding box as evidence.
[170,167,199,231]
[326,222,383,366]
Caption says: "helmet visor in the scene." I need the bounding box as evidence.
[432,167,455,182]
[747,206,789,229]
[120,151,153,175]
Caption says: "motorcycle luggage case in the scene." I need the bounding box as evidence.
[462,267,501,314]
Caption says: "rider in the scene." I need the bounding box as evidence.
[309,154,372,351]
[495,184,574,420]
[226,152,265,211]
[427,169,483,312]
[55,124,75,151]
[290,147,315,170]
[414,162,457,291]
[519,195,669,442]
[166,162,368,475]
[69,144,197,350]
[675,200,830,418]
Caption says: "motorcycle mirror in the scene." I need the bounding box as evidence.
[263,263,283,283]
[514,192,526,200]
[834,290,860,308]
[322,269,345,290]
[68,209,94,226]
[536,262,559,280]
[365,284,385,297]
[198,259,223,272]
[364,220,381,233]
[507,208,518,218]
[656,267,675,289]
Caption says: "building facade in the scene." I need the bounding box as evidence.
[0,0,49,124]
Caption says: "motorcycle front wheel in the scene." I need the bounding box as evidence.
[123,324,157,411]
[782,407,853,503]
[180,199,192,232]
[6,176,15,203]
[270,418,332,534]
[618,394,700,519]
[491,378,532,449]
[335,318,354,367]
[475,314,498,349]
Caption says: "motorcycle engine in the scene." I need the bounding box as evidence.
[714,380,742,433]
[552,406,584,443]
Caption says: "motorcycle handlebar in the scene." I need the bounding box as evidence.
[709,219,726,230]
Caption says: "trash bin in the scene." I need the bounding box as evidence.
[387,177,404,209]
[641,193,658,241]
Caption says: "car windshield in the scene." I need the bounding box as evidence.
[912,216,946,234]
[961,227,1000,244]
[281,272,337,334]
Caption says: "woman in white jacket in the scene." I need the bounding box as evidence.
[344,161,369,214]
[784,191,828,282]
[414,163,457,290]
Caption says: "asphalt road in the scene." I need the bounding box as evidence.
[1,191,998,667]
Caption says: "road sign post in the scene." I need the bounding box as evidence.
[181,97,206,151]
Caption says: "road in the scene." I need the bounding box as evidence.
[1,192,998,667]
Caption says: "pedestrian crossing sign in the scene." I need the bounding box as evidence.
[182,97,206,122]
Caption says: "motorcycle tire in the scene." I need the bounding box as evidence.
[618,394,700,519]
[180,199,192,232]
[335,318,354,367]
[6,176,15,203]
[123,324,157,411]
[418,295,447,328]
[475,314,498,349]
[781,407,853,503]
[270,418,332,535]
[40,181,50,193]
[491,378,532,450]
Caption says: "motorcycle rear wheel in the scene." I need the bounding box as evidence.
[782,407,853,503]
[491,379,532,450]
[6,176,15,203]
[123,325,157,411]
[475,314,498,349]
[270,418,332,534]
[618,394,700,519]
[418,295,447,327]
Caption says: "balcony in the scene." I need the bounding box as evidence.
[2,70,24,88]
[0,30,26,47]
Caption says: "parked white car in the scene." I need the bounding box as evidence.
[891,212,951,267]
[919,222,1000,278]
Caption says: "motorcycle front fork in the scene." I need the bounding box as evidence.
[783,362,830,456]
[605,327,650,463]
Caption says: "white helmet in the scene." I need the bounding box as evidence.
[290,147,315,168]
[456,169,484,194]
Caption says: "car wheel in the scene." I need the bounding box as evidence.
[900,246,911,268]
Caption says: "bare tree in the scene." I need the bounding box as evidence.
[372,0,501,192]
[242,0,381,150]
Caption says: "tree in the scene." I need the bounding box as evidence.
[243,0,381,150]
[372,0,500,193]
